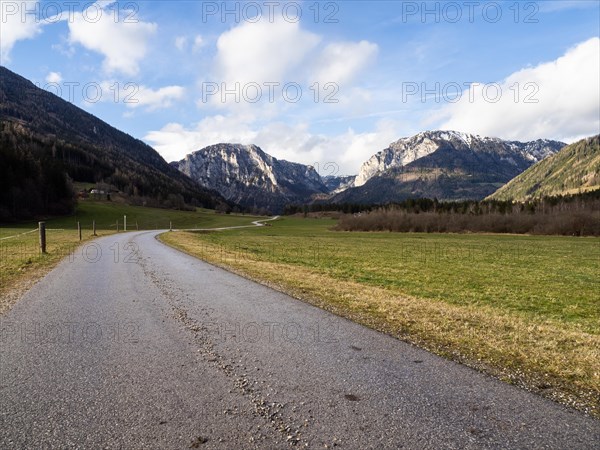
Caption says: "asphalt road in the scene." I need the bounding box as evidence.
[1,231,598,449]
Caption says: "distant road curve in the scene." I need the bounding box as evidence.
[0,228,598,448]
[175,215,280,232]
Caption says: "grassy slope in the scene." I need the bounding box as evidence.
[65,200,262,230]
[489,136,600,201]
[0,201,263,313]
[160,216,600,417]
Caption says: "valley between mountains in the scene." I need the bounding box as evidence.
[1,64,599,448]
[171,132,567,213]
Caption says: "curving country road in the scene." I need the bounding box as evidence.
[1,230,598,448]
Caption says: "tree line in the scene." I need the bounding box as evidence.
[285,191,600,236]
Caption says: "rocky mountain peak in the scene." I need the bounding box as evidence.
[352,130,565,188]
[173,143,327,213]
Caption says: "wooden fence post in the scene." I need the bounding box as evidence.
[39,222,46,254]
[116,220,119,232]
[169,221,172,231]
[77,222,82,241]
[92,220,97,236]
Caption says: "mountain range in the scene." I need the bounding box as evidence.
[326,131,566,204]
[175,131,566,211]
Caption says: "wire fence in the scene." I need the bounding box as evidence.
[0,229,38,241]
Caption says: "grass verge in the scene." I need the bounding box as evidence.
[0,228,113,314]
[159,216,600,418]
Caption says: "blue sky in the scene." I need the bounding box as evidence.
[1,0,599,175]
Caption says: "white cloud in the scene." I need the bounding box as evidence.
[192,35,204,52]
[207,18,378,117]
[0,1,43,61]
[68,1,157,76]
[144,116,256,162]
[215,19,320,85]
[45,71,62,83]
[174,36,187,51]
[313,40,379,86]
[145,115,400,174]
[128,85,185,111]
[174,34,203,53]
[253,119,400,176]
[438,38,600,142]
[95,81,185,111]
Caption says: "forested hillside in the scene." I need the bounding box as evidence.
[489,135,600,201]
[0,67,227,221]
